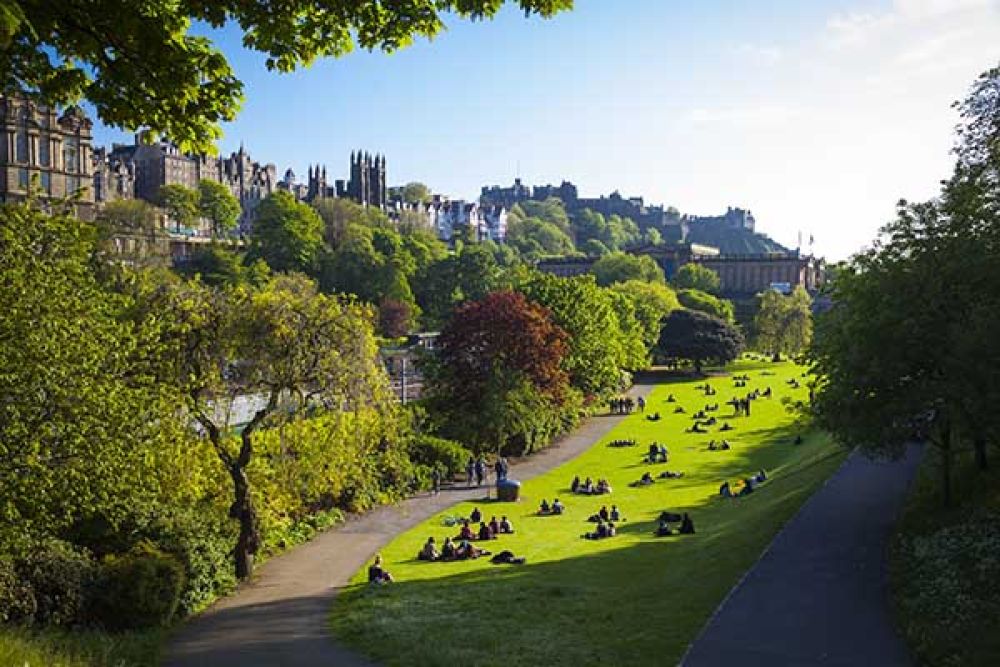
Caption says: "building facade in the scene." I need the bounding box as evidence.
[0,93,94,214]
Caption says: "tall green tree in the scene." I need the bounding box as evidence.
[592,252,665,286]
[198,179,241,237]
[1,0,572,152]
[144,274,390,579]
[610,280,682,348]
[672,263,721,294]
[677,288,735,323]
[401,182,432,204]
[157,184,199,233]
[754,286,813,358]
[248,191,323,274]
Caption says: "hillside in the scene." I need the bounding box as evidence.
[685,220,791,255]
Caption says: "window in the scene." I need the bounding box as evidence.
[18,168,28,189]
[15,130,28,163]
[63,141,79,174]
[40,172,51,193]
[66,175,79,194]
[39,139,50,167]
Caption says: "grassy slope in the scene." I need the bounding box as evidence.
[0,626,162,667]
[889,448,1000,667]
[330,359,846,666]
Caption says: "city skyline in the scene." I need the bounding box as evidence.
[91,0,1000,259]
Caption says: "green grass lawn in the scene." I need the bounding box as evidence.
[330,358,846,666]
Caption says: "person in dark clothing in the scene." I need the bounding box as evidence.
[457,520,475,541]
[466,457,475,487]
[571,475,581,493]
[474,457,486,486]
[441,537,457,560]
[478,522,494,541]
[489,516,501,535]
[368,554,393,583]
[598,505,610,522]
[470,507,482,523]
[679,513,695,534]
[499,516,514,533]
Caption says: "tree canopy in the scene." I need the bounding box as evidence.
[754,286,812,358]
[1,0,572,152]
[247,191,323,274]
[676,288,735,323]
[656,308,743,373]
[592,252,665,286]
[672,263,721,294]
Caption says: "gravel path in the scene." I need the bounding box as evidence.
[681,443,922,667]
[163,384,653,667]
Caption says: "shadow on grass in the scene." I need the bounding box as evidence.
[329,434,847,667]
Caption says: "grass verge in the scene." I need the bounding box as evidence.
[0,626,162,667]
[330,359,846,666]
[889,447,1000,667]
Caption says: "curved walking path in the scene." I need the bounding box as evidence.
[163,383,654,667]
[681,443,923,667]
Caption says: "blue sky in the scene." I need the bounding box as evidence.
[92,0,1000,259]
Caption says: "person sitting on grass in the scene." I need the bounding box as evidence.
[596,478,612,494]
[470,507,482,523]
[610,505,621,522]
[674,406,686,414]
[441,537,457,561]
[457,520,475,541]
[552,498,565,514]
[689,423,708,434]
[539,499,551,514]
[418,537,439,561]
[598,505,610,522]
[646,412,661,422]
[647,443,659,461]
[368,554,393,583]
[656,517,673,537]
[659,470,684,479]
[719,481,733,498]
[571,475,581,493]
[679,513,696,534]
[580,477,595,494]
[719,422,733,432]
[754,469,767,484]
[584,521,609,540]
[499,516,514,534]
[478,521,495,541]
[631,471,655,487]
[738,478,755,497]
[489,516,501,536]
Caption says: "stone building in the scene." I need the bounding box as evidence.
[92,146,135,203]
[0,93,94,215]
[428,199,507,243]
[693,253,822,297]
[304,151,387,209]
[214,144,277,230]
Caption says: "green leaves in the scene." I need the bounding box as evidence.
[2,1,572,152]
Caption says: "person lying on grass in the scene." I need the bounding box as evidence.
[368,554,394,583]
[707,439,732,451]
[455,540,491,560]
[646,412,661,421]
[659,470,684,479]
[418,537,440,561]
[490,550,526,565]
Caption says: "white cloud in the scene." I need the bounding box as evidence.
[682,104,802,127]
[731,43,783,67]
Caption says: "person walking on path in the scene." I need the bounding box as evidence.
[466,457,475,488]
[431,467,442,495]
[474,456,486,486]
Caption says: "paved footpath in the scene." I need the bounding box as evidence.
[164,384,653,667]
[682,443,923,667]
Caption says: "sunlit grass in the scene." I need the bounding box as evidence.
[330,358,845,666]
[0,626,162,667]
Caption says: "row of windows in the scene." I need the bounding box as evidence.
[10,130,82,172]
[12,168,80,195]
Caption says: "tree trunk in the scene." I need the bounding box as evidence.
[974,436,989,471]
[229,463,259,580]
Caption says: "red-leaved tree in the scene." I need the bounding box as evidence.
[425,291,576,454]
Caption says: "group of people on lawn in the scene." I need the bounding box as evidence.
[415,507,517,564]
[570,475,612,495]
[719,469,768,498]
[610,395,645,414]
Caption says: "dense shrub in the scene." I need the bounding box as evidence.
[16,539,95,627]
[410,436,470,478]
[0,556,36,623]
[90,542,186,630]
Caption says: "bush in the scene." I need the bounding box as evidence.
[0,556,36,623]
[410,436,470,478]
[16,539,95,627]
[90,542,186,630]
